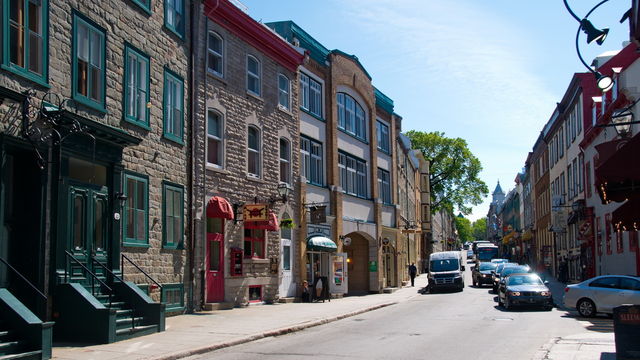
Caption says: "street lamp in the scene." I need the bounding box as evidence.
[562,0,614,92]
[269,183,291,204]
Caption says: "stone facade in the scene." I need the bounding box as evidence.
[192,2,302,307]
[0,0,191,316]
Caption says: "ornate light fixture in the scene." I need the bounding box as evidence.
[269,183,291,204]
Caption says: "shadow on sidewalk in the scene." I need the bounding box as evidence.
[560,313,614,333]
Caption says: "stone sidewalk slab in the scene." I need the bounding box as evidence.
[52,277,427,360]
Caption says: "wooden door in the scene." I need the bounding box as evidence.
[205,218,224,302]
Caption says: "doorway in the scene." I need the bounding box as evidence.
[344,233,369,294]
[383,245,396,288]
[279,219,294,297]
[205,217,224,303]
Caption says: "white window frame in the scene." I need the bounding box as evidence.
[299,72,322,117]
[246,55,261,96]
[376,120,390,153]
[206,109,224,168]
[278,74,290,110]
[247,125,261,178]
[339,152,367,197]
[279,137,291,185]
[207,31,223,77]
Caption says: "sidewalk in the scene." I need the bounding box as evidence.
[52,276,428,360]
[539,270,568,309]
[533,333,616,360]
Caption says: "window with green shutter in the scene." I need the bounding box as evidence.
[72,12,106,112]
[164,0,184,39]
[163,182,184,249]
[124,45,150,128]
[163,68,184,143]
[131,0,151,14]
[123,172,149,247]
[2,0,49,86]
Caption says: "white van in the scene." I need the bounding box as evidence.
[427,251,464,292]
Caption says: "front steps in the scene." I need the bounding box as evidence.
[0,289,52,360]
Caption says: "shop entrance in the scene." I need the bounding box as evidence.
[344,233,369,294]
[205,217,224,303]
[383,245,396,288]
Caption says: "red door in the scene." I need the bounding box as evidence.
[206,219,224,302]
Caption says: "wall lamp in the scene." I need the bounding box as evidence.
[595,97,640,136]
[562,0,614,92]
[268,183,291,205]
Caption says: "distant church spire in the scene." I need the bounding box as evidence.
[492,181,505,204]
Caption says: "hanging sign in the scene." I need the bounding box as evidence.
[243,204,268,222]
[310,206,327,224]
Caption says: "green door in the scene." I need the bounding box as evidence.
[67,182,109,285]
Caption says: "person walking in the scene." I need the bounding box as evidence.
[409,263,417,287]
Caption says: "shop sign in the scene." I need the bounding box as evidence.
[368,261,378,272]
[578,218,593,239]
[333,256,344,286]
[310,206,327,224]
[243,204,268,222]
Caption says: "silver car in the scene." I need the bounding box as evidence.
[562,275,640,317]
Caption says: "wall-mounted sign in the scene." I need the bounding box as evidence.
[310,206,327,224]
[243,204,268,222]
[343,237,352,246]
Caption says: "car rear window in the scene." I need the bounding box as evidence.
[589,277,620,288]
[619,278,640,291]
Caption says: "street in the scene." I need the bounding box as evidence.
[185,262,612,360]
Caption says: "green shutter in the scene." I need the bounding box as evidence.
[162,182,184,249]
[123,172,149,247]
[163,68,184,144]
[71,12,106,112]
[123,44,151,128]
[164,0,184,39]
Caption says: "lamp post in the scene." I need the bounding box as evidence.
[562,0,614,91]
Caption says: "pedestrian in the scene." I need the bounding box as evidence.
[301,280,310,303]
[409,263,417,287]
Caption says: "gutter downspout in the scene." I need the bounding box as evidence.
[187,0,199,313]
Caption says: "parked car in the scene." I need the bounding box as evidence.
[427,251,465,293]
[497,273,553,310]
[493,264,530,293]
[467,249,474,259]
[491,258,509,264]
[491,263,518,291]
[563,275,640,317]
[472,262,498,287]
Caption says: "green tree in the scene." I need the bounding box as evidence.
[472,218,487,241]
[406,131,489,215]
[455,216,472,244]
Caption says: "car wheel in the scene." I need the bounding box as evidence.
[544,305,553,311]
[577,298,596,317]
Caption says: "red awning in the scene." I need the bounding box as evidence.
[612,198,640,231]
[244,212,279,231]
[595,133,640,203]
[206,196,234,220]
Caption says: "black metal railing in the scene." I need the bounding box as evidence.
[122,253,164,304]
[0,256,47,317]
[64,250,113,307]
[91,256,136,329]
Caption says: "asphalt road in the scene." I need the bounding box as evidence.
[186,262,593,360]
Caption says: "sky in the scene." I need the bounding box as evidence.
[239,0,632,222]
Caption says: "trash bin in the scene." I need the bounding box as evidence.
[613,305,640,360]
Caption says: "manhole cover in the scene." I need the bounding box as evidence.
[353,318,365,321]
[493,317,514,321]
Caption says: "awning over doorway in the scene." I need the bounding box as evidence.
[206,196,234,219]
[612,198,640,231]
[307,236,337,252]
[244,212,279,231]
[595,134,640,204]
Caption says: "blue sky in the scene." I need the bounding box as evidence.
[239,0,631,221]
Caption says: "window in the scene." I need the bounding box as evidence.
[619,277,640,291]
[207,31,223,77]
[163,182,183,249]
[596,217,602,256]
[164,0,184,38]
[247,126,261,177]
[279,138,290,185]
[589,277,619,288]
[244,228,264,258]
[605,213,612,255]
[124,45,150,127]
[376,121,390,153]
[2,0,48,85]
[72,13,105,111]
[131,0,151,13]
[616,228,623,253]
[248,285,262,302]
[281,214,291,271]
[585,161,592,198]
[339,152,367,197]
[207,109,223,167]
[576,101,583,133]
[278,74,290,110]
[630,231,638,252]
[123,172,148,246]
[567,164,573,199]
[337,92,366,141]
[162,283,184,312]
[300,136,323,186]
[246,55,261,96]
[163,69,184,143]
[299,72,322,117]
[377,168,391,204]
[558,128,564,158]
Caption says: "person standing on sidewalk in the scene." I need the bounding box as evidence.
[409,263,417,287]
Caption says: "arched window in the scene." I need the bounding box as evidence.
[207,31,223,77]
[278,74,290,110]
[247,126,261,177]
[207,109,224,167]
[279,138,291,185]
[337,92,366,140]
[247,55,261,96]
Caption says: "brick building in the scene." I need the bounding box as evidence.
[193,0,304,307]
[0,0,192,349]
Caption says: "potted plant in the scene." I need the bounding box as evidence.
[280,218,296,229]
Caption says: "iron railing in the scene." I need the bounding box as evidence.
[0,256,47,317]
[64,250,113,307]
[91,256,136,329]
[122,253,164,303]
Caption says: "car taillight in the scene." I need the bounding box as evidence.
[564,287,569,293]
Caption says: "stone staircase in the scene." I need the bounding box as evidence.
[0,320,42,360]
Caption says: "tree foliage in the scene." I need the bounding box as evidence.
[455,216,472,244]
[472,218,487,241]
[405,131,489,215]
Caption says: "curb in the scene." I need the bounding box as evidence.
[531,337,559,360]
[148,301,399,360]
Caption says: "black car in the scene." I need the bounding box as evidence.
[495,265,533,295]
[491,263,520,293]
[472,262,497,287]
[497,273,553,311]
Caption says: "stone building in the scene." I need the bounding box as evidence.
[0,0,192,349]
[193,1,304,307]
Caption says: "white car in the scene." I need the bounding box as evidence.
[562,275,640,317]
